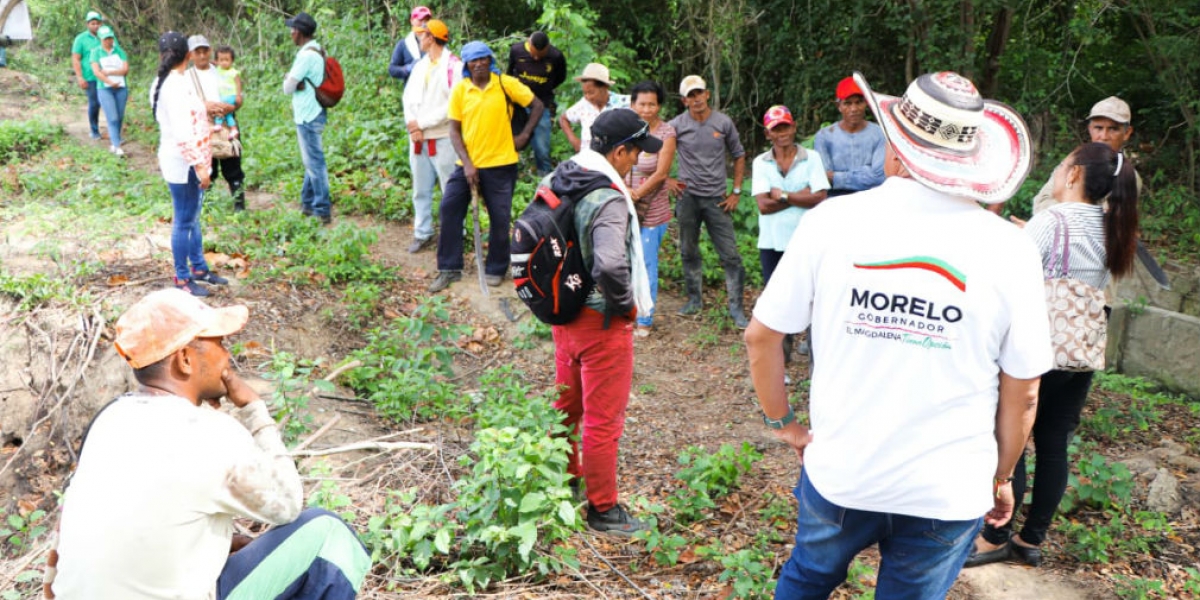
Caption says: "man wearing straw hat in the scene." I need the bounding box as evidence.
[745,71,1052,598]
[558,62,629,153]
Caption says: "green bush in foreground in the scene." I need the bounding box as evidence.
[0,119,61,164]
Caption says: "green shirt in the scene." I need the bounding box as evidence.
[89,46,128,89]
[287,40,325,124]
[72,31,102,82]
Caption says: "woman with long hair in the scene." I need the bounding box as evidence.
[89,25,128,156]
[966,141,1139,568]
[151,31,226,297]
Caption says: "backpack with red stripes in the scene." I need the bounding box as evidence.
[510,185,594,325]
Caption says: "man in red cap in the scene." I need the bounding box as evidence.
[813,76,886,198]
[388,5,432,85]
[50,289,370,599]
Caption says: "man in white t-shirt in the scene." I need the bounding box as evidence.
[558,62,629,152]
[745,71,1052,599]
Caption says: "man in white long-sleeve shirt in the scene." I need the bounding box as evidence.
[51,289,370,600]
[401,19,461,253]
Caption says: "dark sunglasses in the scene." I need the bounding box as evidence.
[612,121,650,148]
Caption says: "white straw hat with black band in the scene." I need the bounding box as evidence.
[853,70,1032,204]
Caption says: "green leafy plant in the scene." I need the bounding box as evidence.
[668,442,762,524]
[695,536,776,600]
[0,509,48,555]
[345,297,470,422]
[262,351,333,444]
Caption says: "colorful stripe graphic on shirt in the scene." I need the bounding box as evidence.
[853,257,967,292]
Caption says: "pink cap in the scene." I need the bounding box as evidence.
[410,6,432,20]
[763,105,794,130]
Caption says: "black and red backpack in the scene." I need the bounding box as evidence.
[511,185,594,325]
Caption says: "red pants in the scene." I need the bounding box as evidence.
[552,308,634,513]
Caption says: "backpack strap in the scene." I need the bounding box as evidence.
[302,44,325,89]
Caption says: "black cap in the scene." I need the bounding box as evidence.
[590,109,663,155]
[158,31,188,54]
[286,12,317,36]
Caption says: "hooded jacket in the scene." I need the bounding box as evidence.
[549,159,634,316]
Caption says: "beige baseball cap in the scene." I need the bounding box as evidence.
[679,75,706,97]
[114,289,248,368]
[1087,96,1131,124]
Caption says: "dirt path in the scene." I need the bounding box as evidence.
[0,66,1110,599]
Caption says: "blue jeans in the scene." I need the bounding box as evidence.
[530,107,553,175]
[85,81,101,138]
[97,86,128,148]
[296,111,331,217]
[409,137,458,241]
[436,163,517,276]
[168,169,210,282]
[637,223,668,327]
[774,471,980,600]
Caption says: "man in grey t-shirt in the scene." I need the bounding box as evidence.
[668,75,748,328]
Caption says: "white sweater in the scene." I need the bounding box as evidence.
[402,49,463,140]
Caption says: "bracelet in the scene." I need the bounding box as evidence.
[762,406,796,430]
[993,476,1013,498]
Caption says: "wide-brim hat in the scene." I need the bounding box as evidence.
[853,71,1031,204]
[574,63,615,87]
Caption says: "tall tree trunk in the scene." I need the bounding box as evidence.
[979,6,1013,98]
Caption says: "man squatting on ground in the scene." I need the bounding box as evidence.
[49,289,370,599]
[401,19,462,254]
[668,75,750,329]
[548,108,659,535]
[745,71,1053,599]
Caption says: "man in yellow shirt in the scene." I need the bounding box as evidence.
[430,41,544,292]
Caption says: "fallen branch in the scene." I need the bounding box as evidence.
[581,534,656,600]
[290,440,435,457]
[320,360,362,384]
[292,413,341,453]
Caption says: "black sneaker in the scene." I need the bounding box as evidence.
[174,277,210,297]
[586,504,647,537]
[192,270,229,285]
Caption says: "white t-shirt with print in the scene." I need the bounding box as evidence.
[754,176,1053,521]
[564,93,631,150]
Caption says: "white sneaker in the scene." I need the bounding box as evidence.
[112,146,125,157]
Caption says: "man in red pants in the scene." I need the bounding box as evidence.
[548,109,659,535]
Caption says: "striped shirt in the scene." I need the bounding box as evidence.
[1025,202,1109,290]
[626,120,676,228]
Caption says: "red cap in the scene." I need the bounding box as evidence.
[836,76,863,101]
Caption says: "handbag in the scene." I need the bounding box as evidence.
[1044,211,1107,371]
[188,68,242,160]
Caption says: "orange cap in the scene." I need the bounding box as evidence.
[114,289,249,368]
[420,19,449,42]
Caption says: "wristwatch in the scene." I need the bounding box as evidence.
[779,192,790,205]
[732,187,742,195]
[762,406,796,430]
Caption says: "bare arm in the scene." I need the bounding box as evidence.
[785,187,827,209]
[72,53,88,89]
[632,136,676,201]
[746,318,813,461]
[450,119,478,188]
[558,112,580,152]
[719,154,747,212]
[987,371,1040,527]
[234,73,244,110]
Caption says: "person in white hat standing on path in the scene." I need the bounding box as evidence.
[745,70,1052,599]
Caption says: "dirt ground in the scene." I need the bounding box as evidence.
[1,65,1193,599]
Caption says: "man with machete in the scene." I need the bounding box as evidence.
[429,40,543,293]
